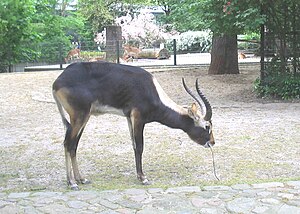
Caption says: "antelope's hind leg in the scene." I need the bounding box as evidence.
[64,111,90,190]
[127,111,150,185]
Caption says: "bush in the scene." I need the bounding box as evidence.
[238,33,260,52]
[254,58,300,100]
[80,51,105,60]
[169,31,212,54]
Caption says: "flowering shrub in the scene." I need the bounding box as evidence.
[170,31,212,53]
[95,11,174,48]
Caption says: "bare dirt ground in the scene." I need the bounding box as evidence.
[0,64,299,193]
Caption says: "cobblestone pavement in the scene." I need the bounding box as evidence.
[1,181,300,214]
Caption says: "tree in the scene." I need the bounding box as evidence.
[254,0,300,99]
[0,0,36,72]
[0,0,88,70]
[165,0,264,74]
[78,0,152,34]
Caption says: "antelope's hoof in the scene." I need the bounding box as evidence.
[142,178,151,185]
[80,178,91,185]
[70,184,80,191]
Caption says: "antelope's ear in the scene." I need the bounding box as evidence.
[188,103,198,119]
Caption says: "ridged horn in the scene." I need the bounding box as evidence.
[196,79,212,121]
[182,78,205,118]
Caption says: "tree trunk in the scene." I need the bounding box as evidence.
[209,34,239,74]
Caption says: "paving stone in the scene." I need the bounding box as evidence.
[23,205,40,214]
[287,181,300,188]
[95,199,120,210]
[195,191,218,198]
[166,186,201,193]
[256,191,273,197]
[0,204,20,214]
[8,192,30,199]
[117,199,144,210]
[226,197,256,213]
[202,185,231,191]
[151,194,194,211]
[199,207,224,214]
[31,191,62,198]
[98,210,120,214]
[67,200,90,209]
[288,200,300,207]
[147,188,164,194]
[124,188,147,195]
[278,192,294,199]
[252,206,270,214]
[277,204,300,214]
[0,200,13,208]
[191,197,208,207]
[128,193,149,203]
[252,182,284,189]
[98,190,123,202]
[217,192,235,200]
[115,208,136,214]
[37,203,76,213]
[231,183,251,190]
[241,189,264,197]
[136,206,166,214]
[0,180,300,213]
[260,198,281,205]
[0,193,6,198]
[70,191,99,201]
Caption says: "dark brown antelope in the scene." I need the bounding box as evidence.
[52,61,215,190]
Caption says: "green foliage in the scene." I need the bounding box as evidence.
[254,0,300,100]
[168,0,265,35]
[0,0,89,69]
[254,59,300,100]
[80,51,105,59]
[78,0,115,33]
[0,0,36,71]
[237,32,260,51]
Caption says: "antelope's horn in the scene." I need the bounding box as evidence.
[182,78,205,118]
[196,79,212,121]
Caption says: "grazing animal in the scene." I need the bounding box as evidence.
[52,61,215,190]
[65,48,80,63]
[122,45,141,62]
[238,52,246,59]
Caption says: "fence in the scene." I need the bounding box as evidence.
[7,39,260,72]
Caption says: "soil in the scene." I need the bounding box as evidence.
[0,64,299,193]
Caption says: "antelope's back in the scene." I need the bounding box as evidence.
[52,61,161,116]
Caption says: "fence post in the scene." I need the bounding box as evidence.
[260,5,265,86]
[173,39,177,66]
[59,44,63,70]
[105,26,122,63]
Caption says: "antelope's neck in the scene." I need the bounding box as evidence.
[152,77,192,131]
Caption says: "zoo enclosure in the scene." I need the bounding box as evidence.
[9,38,259,72]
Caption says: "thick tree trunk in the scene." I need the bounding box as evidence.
[209,34,239,74]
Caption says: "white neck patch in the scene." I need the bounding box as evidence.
[152,77,187,115]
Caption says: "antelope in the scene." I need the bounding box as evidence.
[52,61,215,190]
[123,45,141,62]
[238,52,246,59]
[65,48,80,63]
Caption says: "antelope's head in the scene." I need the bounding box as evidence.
[182,78,215,148]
